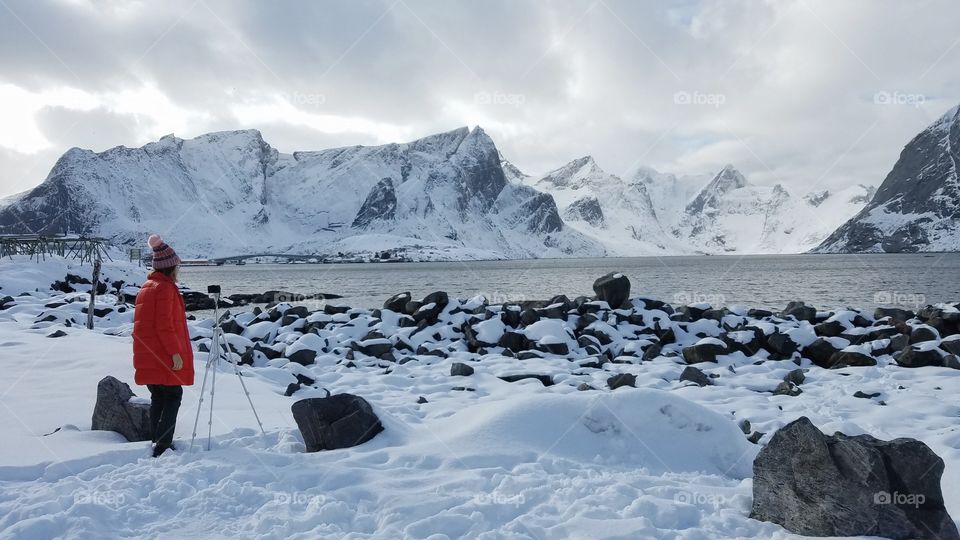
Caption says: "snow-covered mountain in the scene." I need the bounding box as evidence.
[816,104,960,253]
[520,159,872,255]
[524,156,677,255]
[663,165,872,254]
[0,127,604,260]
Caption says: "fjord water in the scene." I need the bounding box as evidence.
[178,253,960,311]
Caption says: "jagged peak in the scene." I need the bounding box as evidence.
[708,164,748,191]
[406,126,471,156]
[929,103,960,134]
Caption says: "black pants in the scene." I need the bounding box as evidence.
[147,384,183,450]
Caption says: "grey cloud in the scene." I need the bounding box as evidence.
[0,0,958,197]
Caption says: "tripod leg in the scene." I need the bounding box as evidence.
[232,362,265,435]
[190,345,214,452]
[207,337,220,451]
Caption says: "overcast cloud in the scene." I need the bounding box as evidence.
[0,0,958,198]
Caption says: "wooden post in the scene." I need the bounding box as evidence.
[86,258,101,330]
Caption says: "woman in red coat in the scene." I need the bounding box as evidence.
[133,234,194,457]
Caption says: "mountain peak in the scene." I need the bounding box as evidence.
[537,156,610,189]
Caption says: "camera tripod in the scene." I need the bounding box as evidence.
[190,285,265,451]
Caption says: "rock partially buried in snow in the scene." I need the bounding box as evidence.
[291,394,383,452]
[592,272,630,309]
[751,416,959,540]
[91,376,151,442]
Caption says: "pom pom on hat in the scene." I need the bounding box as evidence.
[148,234,163,249]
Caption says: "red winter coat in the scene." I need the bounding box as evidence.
[132,272,195,386]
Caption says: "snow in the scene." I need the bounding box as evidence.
[2,255,960,538]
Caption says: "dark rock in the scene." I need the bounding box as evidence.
[747,308,773,318]
[681,340,726,364]
[772,381,802,396]
[747,431,765,444]
[875,307,916,322]
[941,339,960,356]
[783,368,805,386]
[355,339,393,358]
[896,345,945,368]
[592,272,631,309]
[417,396,428,404]
[91,376,151,442]
[287,348,317,366]
[0,295,15,309]
[520,308,540,326]
[537,341,569,355]
[814,320,846,337]
[450,362,474,376]
[576,383,595,391]
[47,329,67,338]
[766,333,800,360]
[910,325,940,344]
[854,390,881,399]
[352,177,398,228]
[781,301,817,323]
[498,374,554,386]
[291,394,383,452]
[220,319,244,335]
[828,350,878,368]
[750,416,958,540]
[498,331,529,352]
[323,304,350,315]
[679,366,712,387]
[383,292,411,313]
[284,383,301,396]
[641,343,662,362]
[606,373,636,390]
[738,419,752,434]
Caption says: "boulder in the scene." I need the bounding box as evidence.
[592,272,630,309]
[606,373,636,390]
[450,362,475,376]
[766,333,800,360]
[896,344,945,368]
[681,340,727,364]
[751,416,958,540]
[383,292,411,313]
[91,376,151,442]
[814,320,846,337]
[828,350,878,368]
[783,368,805,386]
[287,348,317,366]
[803,338,843,367]
[291,394,383,452]
[875,307,916,322]
[772,381,802,396]
[781,301,817,323]
[679,366,712,387]
[498,374,554,386]
[910,325,940,344]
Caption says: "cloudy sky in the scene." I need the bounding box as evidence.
[1,0,958,198]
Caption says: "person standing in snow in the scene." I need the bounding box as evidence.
[132,234,194,457]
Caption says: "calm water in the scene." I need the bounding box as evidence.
[178,254,960,312]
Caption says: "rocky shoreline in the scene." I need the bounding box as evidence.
[180,272,960,401]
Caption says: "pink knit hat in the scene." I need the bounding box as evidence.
[148,234,181,269]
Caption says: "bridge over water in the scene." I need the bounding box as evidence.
[207,253,325,264]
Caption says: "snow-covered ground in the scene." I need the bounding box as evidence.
[1,255,959,539]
